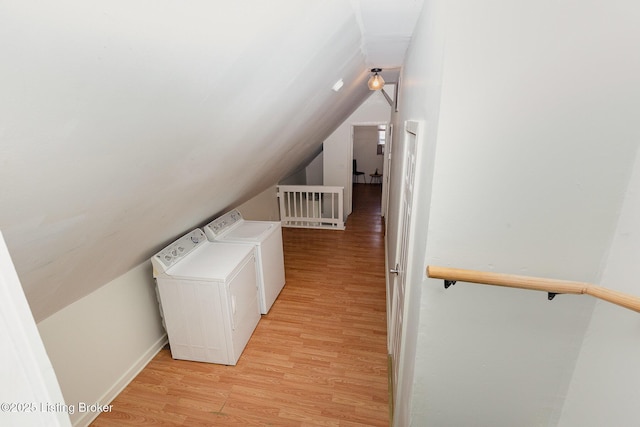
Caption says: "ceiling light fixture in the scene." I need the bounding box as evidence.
[367,68,385,90]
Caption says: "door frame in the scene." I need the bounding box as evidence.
[381,124,394,224]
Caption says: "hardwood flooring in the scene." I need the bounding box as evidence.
[92,183,388,426]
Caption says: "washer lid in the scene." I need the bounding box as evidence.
[220,221,275,241]
[166,242,253,280]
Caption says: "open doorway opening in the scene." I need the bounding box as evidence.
[352,124,386,185]
[352,123,388,216]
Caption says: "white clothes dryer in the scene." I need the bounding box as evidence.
[204,209,285,314]
[151,228,260,365]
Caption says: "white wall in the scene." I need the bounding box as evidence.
[557,148,640,427]
[389,0,640,425]
[279,168,307,185]
[237,185,280,221]
[305,151,324,185]
[37,262,166,426]
[324,90,392,218]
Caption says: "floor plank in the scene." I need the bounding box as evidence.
[92,183,388,426]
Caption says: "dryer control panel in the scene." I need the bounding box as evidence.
[151,229,207,275]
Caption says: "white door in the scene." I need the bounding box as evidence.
[389,121,418,415]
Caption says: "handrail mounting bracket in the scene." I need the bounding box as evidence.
[444,280,456,289]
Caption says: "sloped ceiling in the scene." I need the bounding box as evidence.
[0,0,423,321]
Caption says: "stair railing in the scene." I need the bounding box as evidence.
[277,185,345,230]
[426,265,640,313]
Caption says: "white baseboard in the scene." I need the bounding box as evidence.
[74,334,168,427]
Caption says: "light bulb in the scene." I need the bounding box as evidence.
[367,68,384,90]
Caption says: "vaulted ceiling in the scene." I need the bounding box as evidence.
[0,0,423,321]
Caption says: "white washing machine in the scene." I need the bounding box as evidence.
[151,228,260,365]
[204,209,286,314]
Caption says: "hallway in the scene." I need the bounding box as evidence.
[92,183,388,426]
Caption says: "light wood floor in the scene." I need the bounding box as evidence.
[92,183,388,426]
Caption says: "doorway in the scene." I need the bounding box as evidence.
[352,124,386,185]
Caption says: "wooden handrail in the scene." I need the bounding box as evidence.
[426,265,640,314]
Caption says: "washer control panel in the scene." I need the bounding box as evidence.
[204,209,243,239]
[151,229,207,274]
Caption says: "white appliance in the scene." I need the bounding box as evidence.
[204,209,286,314]
[151,228,260,365]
